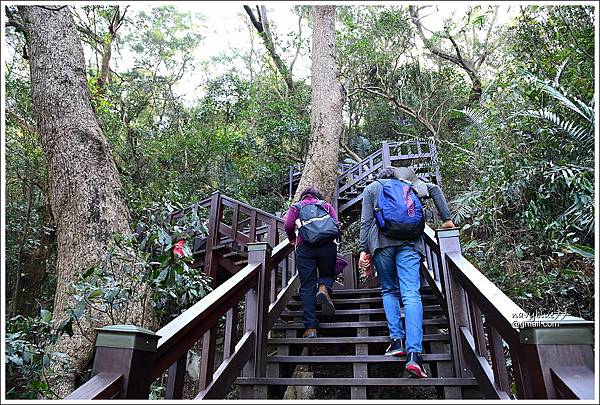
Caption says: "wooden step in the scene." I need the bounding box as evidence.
[267,334,450,345]
[271,319,447,329]
[280,306,444,317]
[280,305,442,317]
[286,296,439,306]
[236,377,477,386]
[222,250,247,259]
[266,353,451,363]
[293,287,433,298]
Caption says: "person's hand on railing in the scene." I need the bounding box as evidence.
[441,219,456,229]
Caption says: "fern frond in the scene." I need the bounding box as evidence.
[521,109,593,148]
[459,106,492,134]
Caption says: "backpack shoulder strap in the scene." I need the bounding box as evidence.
[374,180,386,210]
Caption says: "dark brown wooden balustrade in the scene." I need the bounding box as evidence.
[66,191,297,400]
[67,239,295,400]
[420,225,594,400]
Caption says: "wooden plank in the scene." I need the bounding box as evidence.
[248,210,258,242]
[447,252,524,347]
[487,324,511,394]
[152,262,260,380]
[469,299,488,360]
[381,141,391,167]
[341,252,356,289]
[459,327,511,400]
[280,306,444,316]
[196,331,255,400]
[230,204,239,240]
[267,274,300,329]
[267,354,451,363]
[271,319,447,329]
[165,354,186,399]
[236,377,478,386]
[223,307,238,358]
[292,287,432,296]
[198,329,217,390]
[65,372,122,399]
[267,334,450,344]
[352,301,369,399]
[550,366,595,400]
[286,296,436,306]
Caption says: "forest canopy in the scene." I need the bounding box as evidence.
[2,3,596,399]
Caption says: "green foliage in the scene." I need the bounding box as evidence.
[5,311,71,399]
[64,201,213,332]
[4,5,596,399]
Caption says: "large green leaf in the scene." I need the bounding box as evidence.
[566,244,594,259]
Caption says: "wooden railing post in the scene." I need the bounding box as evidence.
[198,191,221,392]
[382,140,391,168]
[436,227,473,378]
[514,319,594,399]
[240,242,272,398]
[89,325,159,399]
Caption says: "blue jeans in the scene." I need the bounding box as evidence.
[373,244,423,353]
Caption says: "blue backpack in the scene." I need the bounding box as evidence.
[293,200,339,245]
[375,179,425,240]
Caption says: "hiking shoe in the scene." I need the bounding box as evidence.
[303,328,318,338]
[405,352,428,378]
[316,285,335,316]
[385,339,406,356]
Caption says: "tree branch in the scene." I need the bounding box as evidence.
[6,108,37,134]
[359,85,438,137]
[243,5,263,32]
[244,4,294,95]
[289,11,303,75]
[340,140,362,163]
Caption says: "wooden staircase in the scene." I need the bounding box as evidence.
[66,140,595,401]
[236,286,480,399]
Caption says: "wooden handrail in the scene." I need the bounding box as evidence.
[65,372,123,400]
[422,227,594,399]
[152,262,262,379]
[446,252,524,346]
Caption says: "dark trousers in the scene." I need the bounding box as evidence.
[296,240,337,328]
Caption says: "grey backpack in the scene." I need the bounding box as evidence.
[294,200,339,245]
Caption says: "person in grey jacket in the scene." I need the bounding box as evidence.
[358,166,455,378]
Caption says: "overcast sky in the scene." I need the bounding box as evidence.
[3,2,519,104]
[125,2,518,102]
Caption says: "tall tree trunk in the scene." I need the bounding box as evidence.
[293,6,343,202]
[19,5,148,397]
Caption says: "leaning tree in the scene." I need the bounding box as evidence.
[18,5,151,396]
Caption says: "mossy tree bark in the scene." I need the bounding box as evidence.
[293,5,343,202]
[19,5,151,397]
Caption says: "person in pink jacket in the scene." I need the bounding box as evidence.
[284,187,339,338]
